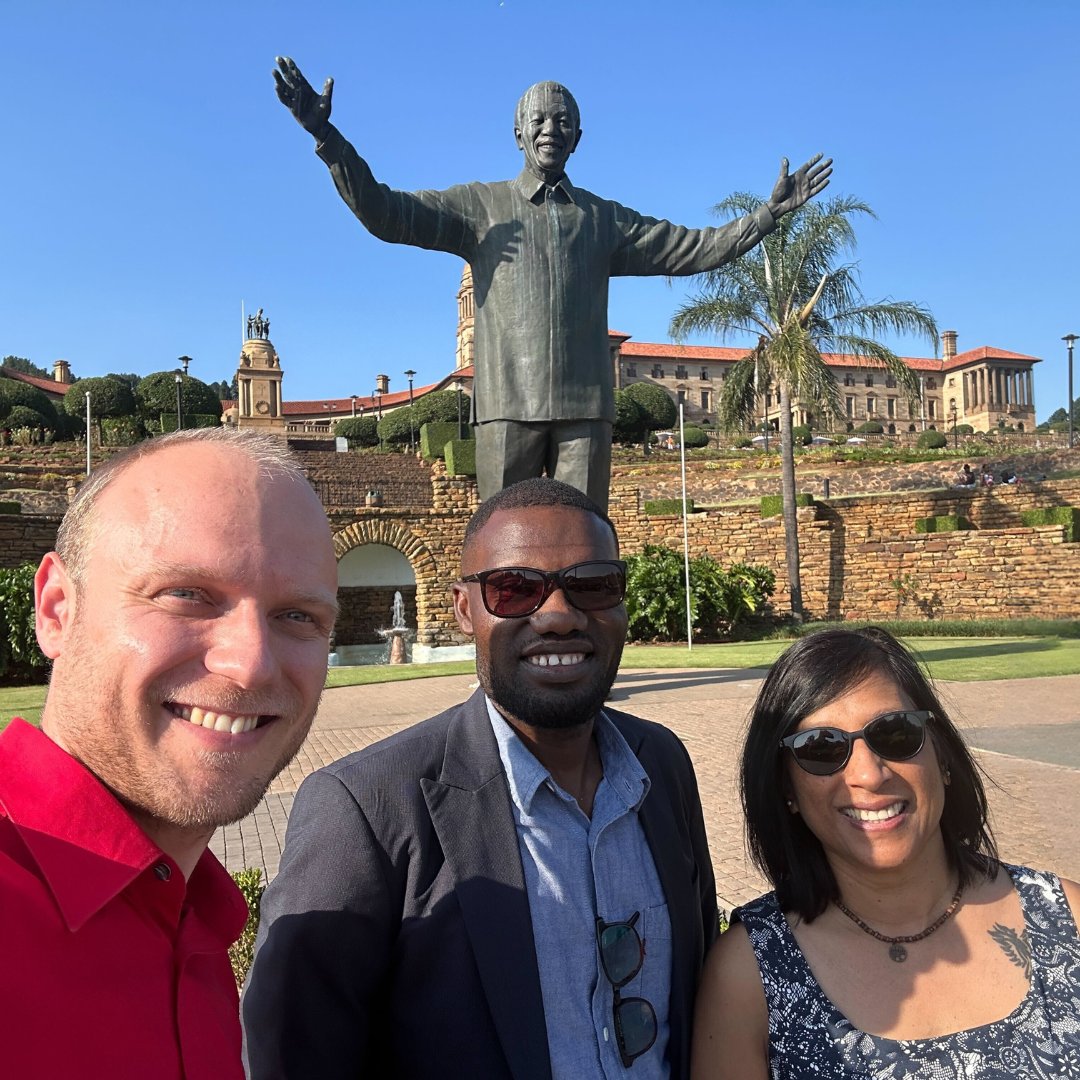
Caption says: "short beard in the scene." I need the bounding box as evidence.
[478,649,622,730]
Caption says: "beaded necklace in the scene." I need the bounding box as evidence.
[835,883,964,962]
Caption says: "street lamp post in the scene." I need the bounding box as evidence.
[1065,334,1078,450]
[950,402,958,450]
[174,374,183,432]
[404,369,416,452]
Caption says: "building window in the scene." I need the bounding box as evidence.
[866,396,876,416]
[926,378,937,390]
[675,365,688,380]
[846,396,855,417]
[928,399,937,419]
[948,377,955,387]
[843,373,855,387]
[625,363,636,378]
[676,389,686,406]
[865,374,875,387]
[651,365,664,379]
[700,367,710,380]
[885,375,897,388]
[887,397,896,418]
[700,390,710,411]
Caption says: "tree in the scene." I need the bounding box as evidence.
[136,372,223,424]
[2,356,50,379]
[0,380,58,426]
[612,389,646,444]
[671,194,937,622]
[376,388,464,444]
[334,415,379,446]
[63,376,137,419]
[621,382,677,451]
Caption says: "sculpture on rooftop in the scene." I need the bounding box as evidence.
[247,309,271,341]
[273,57,831,510]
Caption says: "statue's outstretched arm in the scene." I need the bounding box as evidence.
[274,55,334,142]
[765,154,833,219]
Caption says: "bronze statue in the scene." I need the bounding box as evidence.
[274,58,831,509]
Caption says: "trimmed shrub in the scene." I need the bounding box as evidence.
[916,429,948,450]
[5,404,49,429]
[101,416,146,446]
[63,376,136,419]
[644,498,695,515]
[1019,506,1080,542]
[159,413,220,432]
[334,416,379,447]
[228,868,265,989]
[612,390,646,443]
[378,389,465,445]
[956,423,975,435]
[420,421,464,461]
[915,515,973,534]
[137,372,222,421]
[760,493,814,518]
[681,425,709,449]
[444,438,476,477]
[855,421,884,434]
[622,382,677,442]
[624,544,774,641]
[791,424,812,446]
[0,379,58,425]
[735,438,753,449]
[0,564,48,684]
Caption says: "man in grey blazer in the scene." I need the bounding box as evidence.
[243,478,717,1078]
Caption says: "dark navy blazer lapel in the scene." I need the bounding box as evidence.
[421,692,553,1080]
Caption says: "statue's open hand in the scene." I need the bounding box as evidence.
[273,56,333,140]
[766,154,833,219]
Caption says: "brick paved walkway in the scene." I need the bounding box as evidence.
[210,670,1080,915]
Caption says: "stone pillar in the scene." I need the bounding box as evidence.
[236,336,286,435]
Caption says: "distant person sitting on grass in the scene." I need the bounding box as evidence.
[956,463,975,487]
[980,464,995,487]
[0,429,338,1080]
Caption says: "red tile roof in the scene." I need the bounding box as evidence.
[0,368,67,397]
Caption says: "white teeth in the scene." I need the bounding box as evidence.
[844,802,905,822]
[175,704,259,735]
[527,653,585,668]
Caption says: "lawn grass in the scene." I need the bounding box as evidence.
[5,635,1079,733]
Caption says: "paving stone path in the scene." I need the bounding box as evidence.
[211,670,1080,915]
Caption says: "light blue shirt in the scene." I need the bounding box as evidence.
[488,699,672,1079]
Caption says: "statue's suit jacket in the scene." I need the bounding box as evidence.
[242,689,718,1080]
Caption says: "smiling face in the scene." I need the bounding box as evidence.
[514,82,582,181]
[452,505,626,732]
[35,442,339,843]
[785,669,948,883]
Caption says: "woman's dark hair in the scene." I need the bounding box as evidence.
[741,626,997,921]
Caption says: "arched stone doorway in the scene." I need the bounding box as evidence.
[336,543,417,652]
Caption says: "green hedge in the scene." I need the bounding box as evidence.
[644,498,695,515]
[444,438,476,476]
[159,413,220,433]
[760,493,814,518]
[916,430,948,450]
[228,868,265,989]
[0,564,48,683]
[915,514,973,534]
[0,501,21,515]
[420,422,466,461]
[1019,506,1080,542]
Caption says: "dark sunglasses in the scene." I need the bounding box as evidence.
[459,560,626,619]
[595,911,657,1067]
[780,710,934,776]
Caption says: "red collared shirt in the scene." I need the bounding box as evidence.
[0,719,248,1080]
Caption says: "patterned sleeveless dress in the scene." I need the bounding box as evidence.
[735,864,1080,1078]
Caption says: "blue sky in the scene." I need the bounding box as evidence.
[3,0,1078,420]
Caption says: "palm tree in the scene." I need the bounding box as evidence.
[670,194,938,622]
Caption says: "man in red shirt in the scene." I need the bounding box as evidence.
[0,429,338,1080]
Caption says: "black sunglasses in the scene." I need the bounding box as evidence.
[780,710,934,776]
[595,911,657,1068]
[459,560,626,619]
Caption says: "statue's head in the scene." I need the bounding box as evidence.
[514,81,582,180]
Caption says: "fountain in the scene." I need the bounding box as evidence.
[377,590,414,665]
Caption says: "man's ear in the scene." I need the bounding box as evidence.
[571,127,582,153]
[513,125,525,153]
[451,582,476,637]
[35,552,76,660]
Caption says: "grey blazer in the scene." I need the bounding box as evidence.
[242,690,718,1079]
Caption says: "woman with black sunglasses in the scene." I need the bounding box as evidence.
[690,626,1080,1079]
